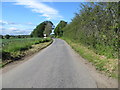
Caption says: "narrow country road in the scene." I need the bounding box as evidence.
[2,39,98,88]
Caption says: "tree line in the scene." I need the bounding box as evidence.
[61,2,118,58]
[54,20,67,37]
[0,35,31,39]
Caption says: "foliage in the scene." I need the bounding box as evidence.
[44,21,53,37]
[49,34,55,38]
[5,34,10,39]
[63,2,118,59]
[31,22,45,37]
[54,20,67,37]
[31,21,53,37]
[1,35,31,39]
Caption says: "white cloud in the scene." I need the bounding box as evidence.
[2,27,33,35]
[0,20,18,25]
[0,20,8,25]
[0,20,35,35]
[14,0,63,20]
[27,22,33,25]
[9,27,18,31]
[2,27,19,35]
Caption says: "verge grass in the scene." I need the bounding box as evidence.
[1,37,52,67]
[62,37,118,78]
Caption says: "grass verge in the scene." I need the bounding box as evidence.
[62,37,118,78]
[1,38,53,67]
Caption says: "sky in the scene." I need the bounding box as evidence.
[0,0,82,35]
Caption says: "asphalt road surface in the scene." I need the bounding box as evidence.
[2,39,98,88]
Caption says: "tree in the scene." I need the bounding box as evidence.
[17,35,21,38]
[54,20,67,37]
[31,22,45,37]
[31,21,53,37]
[44,21,53,37]
[63,2,118,58]
[5,34,10,39]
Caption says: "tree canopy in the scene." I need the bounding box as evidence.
[31,21,53,37]
[5,35,10,39]
[54,20,67,37]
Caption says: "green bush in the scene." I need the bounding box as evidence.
[63,2,118,59]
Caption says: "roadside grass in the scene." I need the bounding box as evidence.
[62,37,118,78]
[1,37,52,67]
[2,38,51,52]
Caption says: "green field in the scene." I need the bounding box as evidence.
[1,38,51,62]
[2,38,51,52]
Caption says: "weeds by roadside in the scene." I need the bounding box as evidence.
[62,38,118,78]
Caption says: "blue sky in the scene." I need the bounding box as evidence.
[1,1,81,35]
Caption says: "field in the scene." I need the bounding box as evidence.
[1,38,52,67]
[2,38,51,53]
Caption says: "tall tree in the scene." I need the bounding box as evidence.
[31,21,53,37]
[54,20,67,37]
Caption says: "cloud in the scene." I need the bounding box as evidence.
[26,22,35,25]
[2,27,19,35]
[0,20,34,27]
[9,27,18,31]
[1,0,85,2]
[14,0,63,20]
[0,20,17,25]
[10,29,32,35]
[1,20,35,35]
[0,20,8,25]
[2,27,33,35]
